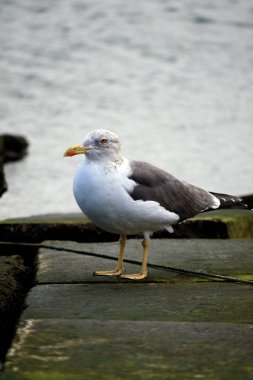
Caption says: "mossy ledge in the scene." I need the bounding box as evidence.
[0,209,252,243]
[190,209,253,239]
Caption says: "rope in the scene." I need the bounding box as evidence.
[1,241,253,285]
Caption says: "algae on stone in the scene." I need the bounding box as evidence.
[192,209,253,238]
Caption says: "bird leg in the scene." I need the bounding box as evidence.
[120,238,150,280]
[93,234,126,276]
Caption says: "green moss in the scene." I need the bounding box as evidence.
[0,256,26,311]
[0,253,37,366]
[22,371,86,380]
[192,210,253,238]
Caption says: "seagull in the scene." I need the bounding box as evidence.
[64,129,246,280]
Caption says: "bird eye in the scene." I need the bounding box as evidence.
[100,138,108,145]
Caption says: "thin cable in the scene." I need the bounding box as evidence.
[42,244,253,284]
[1,241,253,285]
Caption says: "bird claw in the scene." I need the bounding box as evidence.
[120,272,147,280]
[93,268,125,277]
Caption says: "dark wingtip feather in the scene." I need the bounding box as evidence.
[240,194,253,210]
[210,192,249,210]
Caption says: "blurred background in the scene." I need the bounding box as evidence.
[0,0,252,220]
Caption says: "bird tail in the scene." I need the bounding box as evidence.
[210,192,248,209]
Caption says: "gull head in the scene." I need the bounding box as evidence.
[64,129,122,161]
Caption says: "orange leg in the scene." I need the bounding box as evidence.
[94,234,126,276]
[120,238,150,280]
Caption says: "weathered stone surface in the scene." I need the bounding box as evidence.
[1,209,253,241]
[36,239,253,284]
[2,239,253,379]
[4,319,253,380]
[191,209,253,239]
[20,281,253,323]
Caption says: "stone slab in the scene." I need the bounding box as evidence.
[2,239,253,379]
[37,239,253,284]
[4,319,253,380]
[22,282,253,324]
[1,209,253,241]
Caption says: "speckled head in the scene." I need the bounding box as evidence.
[64,129,122,161]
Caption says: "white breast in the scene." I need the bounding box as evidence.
[73,158,179,235]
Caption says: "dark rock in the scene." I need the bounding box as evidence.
[0,158,7,197]
[0,134,29,198]
[0,134,28,163]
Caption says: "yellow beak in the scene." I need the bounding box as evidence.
[63,144,89,157]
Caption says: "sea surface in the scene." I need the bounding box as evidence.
[1,0,253,220]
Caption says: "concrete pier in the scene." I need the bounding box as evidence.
[2,238,253,380]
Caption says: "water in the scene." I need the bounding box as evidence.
[1,0,253,220]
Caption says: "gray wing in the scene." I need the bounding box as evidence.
[128,161,218,221]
